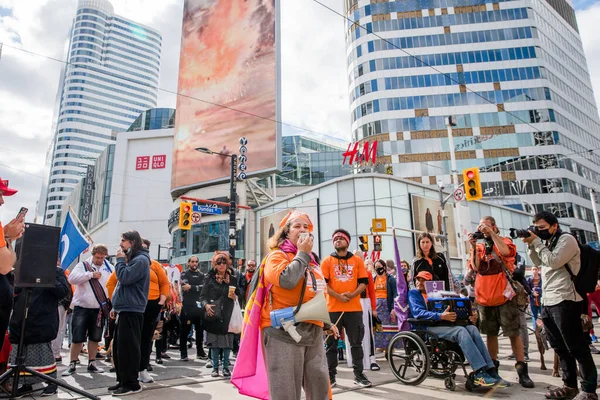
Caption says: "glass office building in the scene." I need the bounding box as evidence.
[127,108,175,132]
[42,0,162,226]
[345,0,600,241]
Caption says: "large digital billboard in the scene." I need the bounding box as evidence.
[171,0,280,194]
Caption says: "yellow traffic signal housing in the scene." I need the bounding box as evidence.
[179,202,193,230]
[374,235,382,252]
[463,167,482,201]
[359,235,369,252]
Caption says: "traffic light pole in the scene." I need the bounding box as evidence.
[229,154,238,266]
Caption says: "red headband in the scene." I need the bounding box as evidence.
[332,232,350,245]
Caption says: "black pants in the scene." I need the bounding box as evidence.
[140,299,162,370]
[114,312,143,390]
[542,300,598,393]
[325,311,364,377]
[104,317,116,350]
[179,309,204,358]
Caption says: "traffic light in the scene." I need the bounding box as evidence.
[463,167,482,201]
[374,235,382,252]
[359,235,369,252]
[179,202,193,230]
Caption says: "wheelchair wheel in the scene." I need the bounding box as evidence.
[444,376,456,391]
[387,331,430,385]
[430,349,461,377]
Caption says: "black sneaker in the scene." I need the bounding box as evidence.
[223,368,231,378]
[87,361,104,373]
[112,386,142,396]
[156,358,163,365]
[211,369,219,378]
[161,352,171,359]
[108,383,121,391]
[330,376,337,388]
[14,384,33,399]
[354,373,372,388]
[147,365,153,372]
[61,361,77,376]
[41,384,58,397]
[180,356,189,361]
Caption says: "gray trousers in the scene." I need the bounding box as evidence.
[518,310,529,355]
[264,329,329,400]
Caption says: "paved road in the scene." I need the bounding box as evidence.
[20,322,600,399]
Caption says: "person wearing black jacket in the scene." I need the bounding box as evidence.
[8,267,69,397]
[200,252,239,378]
[412,232,451,291]
[179,255,206,361]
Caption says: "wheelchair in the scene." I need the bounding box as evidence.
[387,318,479,391]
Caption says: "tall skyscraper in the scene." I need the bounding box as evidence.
[345,0,600,241]
[42,0,161,225]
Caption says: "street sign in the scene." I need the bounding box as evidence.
[453,188,465,202]
[193,204,223,215]
[192,212,201,224]
[372,218,387,232]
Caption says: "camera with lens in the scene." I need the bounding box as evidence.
[471,232,485,240]
[509,226,536,239]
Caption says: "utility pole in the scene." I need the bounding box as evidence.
[229,154,238,265]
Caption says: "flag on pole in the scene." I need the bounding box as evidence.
[392,229,410,332]
[59,212,90,270]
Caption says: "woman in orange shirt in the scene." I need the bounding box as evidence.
[261,211,338,400]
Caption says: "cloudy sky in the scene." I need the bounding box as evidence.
[0,0,600,224]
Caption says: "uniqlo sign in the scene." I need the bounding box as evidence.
[152,155,166,169]
[136,156,150,170]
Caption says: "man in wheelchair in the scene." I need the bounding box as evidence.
[408,271,507,388]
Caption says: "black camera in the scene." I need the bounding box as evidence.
[509,226,536,239]
[471,232,485,240]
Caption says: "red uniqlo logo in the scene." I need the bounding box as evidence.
[152,155,166,169]
[136,156,150,170]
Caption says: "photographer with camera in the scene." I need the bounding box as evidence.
[468,216,534,388]
[522,211,597,400]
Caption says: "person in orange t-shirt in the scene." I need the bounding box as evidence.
[468,216,533,388]
[261,210,337,400]
[321,229,371,388]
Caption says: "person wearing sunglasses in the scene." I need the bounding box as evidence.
[200,252,239,378]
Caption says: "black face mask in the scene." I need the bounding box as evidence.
[537,228,553,240]
[376,268,385,275]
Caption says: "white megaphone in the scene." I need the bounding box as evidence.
[270,292,332,343]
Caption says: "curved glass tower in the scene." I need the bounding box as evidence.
[43,0,161,225]
[346,0,600,240]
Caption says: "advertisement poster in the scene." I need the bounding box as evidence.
[172,0,280,193]
[410,194,459,258]
[259,198,320,260]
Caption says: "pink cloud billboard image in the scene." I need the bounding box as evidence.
[172,0,280,194]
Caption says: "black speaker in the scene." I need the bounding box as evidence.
[14,223,61,287]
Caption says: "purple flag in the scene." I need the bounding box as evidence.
[393,229,410,332]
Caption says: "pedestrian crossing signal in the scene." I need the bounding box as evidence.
[462,167,482,201]
[359,235,369,252]
[179,202,193,230]
[374,235,382,252]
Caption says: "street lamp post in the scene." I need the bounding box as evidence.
[196,147,238,266]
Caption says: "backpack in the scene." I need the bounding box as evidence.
[562,233,600,295]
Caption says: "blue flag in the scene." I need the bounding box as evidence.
[59,212,89,269]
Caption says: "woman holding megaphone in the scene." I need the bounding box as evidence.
[260,210,338,400]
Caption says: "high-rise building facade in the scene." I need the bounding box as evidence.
[345,0,600,241]
[42,0,161,225]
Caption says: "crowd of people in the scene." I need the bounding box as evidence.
[0,176,598,400]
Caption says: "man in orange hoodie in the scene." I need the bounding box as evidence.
[106,239,169,383]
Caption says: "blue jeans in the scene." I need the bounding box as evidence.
[211,348,231,370]
[531,304,542,331]
[428,324,494,372]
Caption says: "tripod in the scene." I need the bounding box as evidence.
[0,288,99,400]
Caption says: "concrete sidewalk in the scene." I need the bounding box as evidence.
[36,325,600,400]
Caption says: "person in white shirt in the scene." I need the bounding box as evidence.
[62,244,113,376]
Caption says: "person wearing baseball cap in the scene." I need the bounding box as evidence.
[408,269,507,389]
[0,177,24,354]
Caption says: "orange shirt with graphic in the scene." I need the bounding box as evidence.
[375,275,387,299]
[260,250,327,330]
[106,259,169,301]
[0,223,5,248]
[468,237,516,307]
[321,254,369,312]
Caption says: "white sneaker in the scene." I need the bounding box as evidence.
[138,369,154,383]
